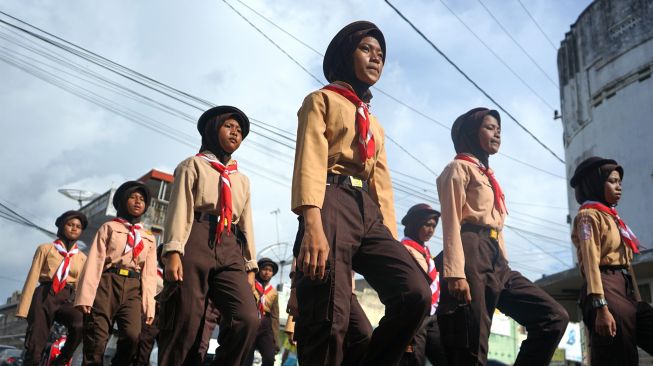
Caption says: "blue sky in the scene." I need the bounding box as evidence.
[0,0,592,300]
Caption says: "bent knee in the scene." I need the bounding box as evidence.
[403,281,431,316]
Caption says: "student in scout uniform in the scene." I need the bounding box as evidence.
[399,204,447,366]
[436,108,568,366]
[157,105,259,366]
[75,181,157,366]
[292,21,431,366]
[245,257,281,366]
[570,157,653,366]
[18,210,88,366]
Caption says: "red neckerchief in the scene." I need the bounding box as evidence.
[196,153,238,243]
[322,83,375,162]
[455,153,507,215]
[401,237,440,314]
[113,218,145,259]
[51,239,79,294]
[255,281,273,318]
[580,201,640,254]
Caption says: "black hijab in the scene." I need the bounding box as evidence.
[113,181,151,224]
[450,107,501,168]
[401,204,440,245]
[54,210,88,248]
[570,157,623,205]
[323,21,386,103]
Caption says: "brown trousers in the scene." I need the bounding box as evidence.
[83,272,142,366]
[244,315,276,366]
[157,218,258,366]
[197,300,220,359]
[437,230,569,366]
[581,268,653,366]
[23,284,83,366]
[295,184,431,366]
[341,293,373,366]
[131,307,159,366]
[400,314,447,366]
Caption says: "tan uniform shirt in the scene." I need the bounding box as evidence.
[162,153,257,271]
[17,243,87,318]
[254,285,280,346]
[291,82,398,238]
[437,155,507,279]
[75,220,157,318]
[572,208,632,297]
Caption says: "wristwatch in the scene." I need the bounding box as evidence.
[591,298,608,308]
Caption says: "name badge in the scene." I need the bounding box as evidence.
[349,177,363,188]
[119,269,130,276]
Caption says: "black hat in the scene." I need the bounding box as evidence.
[257,257,279,275]
[570,157,623,188]
[197,105,250,139]
[55,210,88,230]
[401,204,441,226]
[112,181,152,212]
[323,20,386,83]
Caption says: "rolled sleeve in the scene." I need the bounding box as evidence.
[291,92,329,213]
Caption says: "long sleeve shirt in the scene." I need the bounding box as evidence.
[572,207,633,297]
[16,243,87,318]
[75,220,157,318]
[162,153,257,271]
[291,82,397,237]
[436,156,506,279]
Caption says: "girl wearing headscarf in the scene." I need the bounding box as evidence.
[75,181,157,365]
[157,105,259,366]
[291,20,430,366]
[570,156,653,365]
[18,210,88,366]
[436,107,568,366]
[399,204,447,366]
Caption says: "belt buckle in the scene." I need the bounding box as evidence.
[489,229,498,240]
[119,268,130,277]
[349,176,363,188]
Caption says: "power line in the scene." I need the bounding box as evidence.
[476,0,558,87]
[383,0,565,164]
[516,0,558,51]
[437,0,557,111]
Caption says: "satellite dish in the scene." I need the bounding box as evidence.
[58,188,98,208]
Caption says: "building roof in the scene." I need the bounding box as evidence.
[138,169,173,183]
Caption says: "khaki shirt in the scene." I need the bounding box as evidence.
[253,284,280,346]
[572,208,632,297]
[75,220,157,318]
[17,243,87,318]
[437,156,507,279]
[162,153,257,272]
[291,82,398,238]
[285,314,296,334]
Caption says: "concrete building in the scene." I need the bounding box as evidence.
[557,0,653,254]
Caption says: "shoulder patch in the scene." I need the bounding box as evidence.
[579,215,592,241]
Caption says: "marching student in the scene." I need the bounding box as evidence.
[157,105,259,366]
[570,157,653,365]
[399,204,447,366]
[18,210,88,366]
[292,21,430,365]
[436,107,568,366]
[75,181,157,366]
[245,258,281,366]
